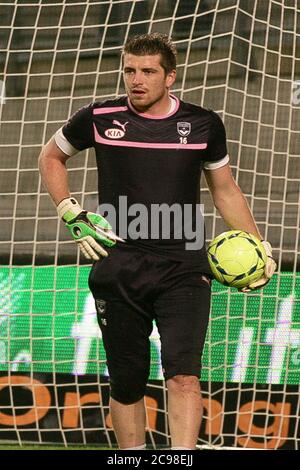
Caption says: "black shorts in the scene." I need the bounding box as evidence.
[88,244,211,384]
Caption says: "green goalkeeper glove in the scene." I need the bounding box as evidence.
[57,197,123,261]
[240,240,277,292]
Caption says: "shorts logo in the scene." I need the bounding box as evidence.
[96,299,107,325]
[104,128,125,139]
[177,122,191,137]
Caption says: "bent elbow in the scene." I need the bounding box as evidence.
[212,185,242,210]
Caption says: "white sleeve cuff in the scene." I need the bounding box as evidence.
[203,154,229,170]
[54,128,79,156]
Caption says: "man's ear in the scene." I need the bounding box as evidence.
[166,69,176,88]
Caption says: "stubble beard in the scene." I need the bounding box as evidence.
[128,88,168,113]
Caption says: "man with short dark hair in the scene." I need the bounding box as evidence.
[39,33,276,450]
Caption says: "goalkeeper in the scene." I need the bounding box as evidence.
[38,33,276,450]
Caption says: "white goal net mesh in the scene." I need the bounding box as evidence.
[0,0,299,449]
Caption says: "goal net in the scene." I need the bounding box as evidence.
[0,0,299,449]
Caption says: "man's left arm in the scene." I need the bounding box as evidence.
[204,163,276,291]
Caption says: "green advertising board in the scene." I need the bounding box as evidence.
[0,266,299,384]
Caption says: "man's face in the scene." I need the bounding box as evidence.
[123,53,176,113]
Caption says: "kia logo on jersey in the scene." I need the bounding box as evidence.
[105,128,125,139]
[177,122,191,137]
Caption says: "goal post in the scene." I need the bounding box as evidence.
[0,0,299,449]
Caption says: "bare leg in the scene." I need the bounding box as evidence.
[110,397,146,449]
[166,375,202,449]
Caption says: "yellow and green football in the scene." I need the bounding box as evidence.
[207,230,267,288]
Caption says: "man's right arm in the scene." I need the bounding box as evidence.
[39,102,95,203]
[38,136,122,260]
[38,136,72,205]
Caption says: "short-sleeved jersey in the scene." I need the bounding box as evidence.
[58,95,228,273]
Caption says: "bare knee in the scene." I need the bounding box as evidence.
[167,375,201,394]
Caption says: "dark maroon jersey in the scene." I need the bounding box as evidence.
[61,95,228,272]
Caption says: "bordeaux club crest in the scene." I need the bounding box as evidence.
[177,122,191,137]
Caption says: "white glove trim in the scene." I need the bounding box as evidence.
[261,240,276,279]
[57,197,82,221]
[77,236,108,261]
